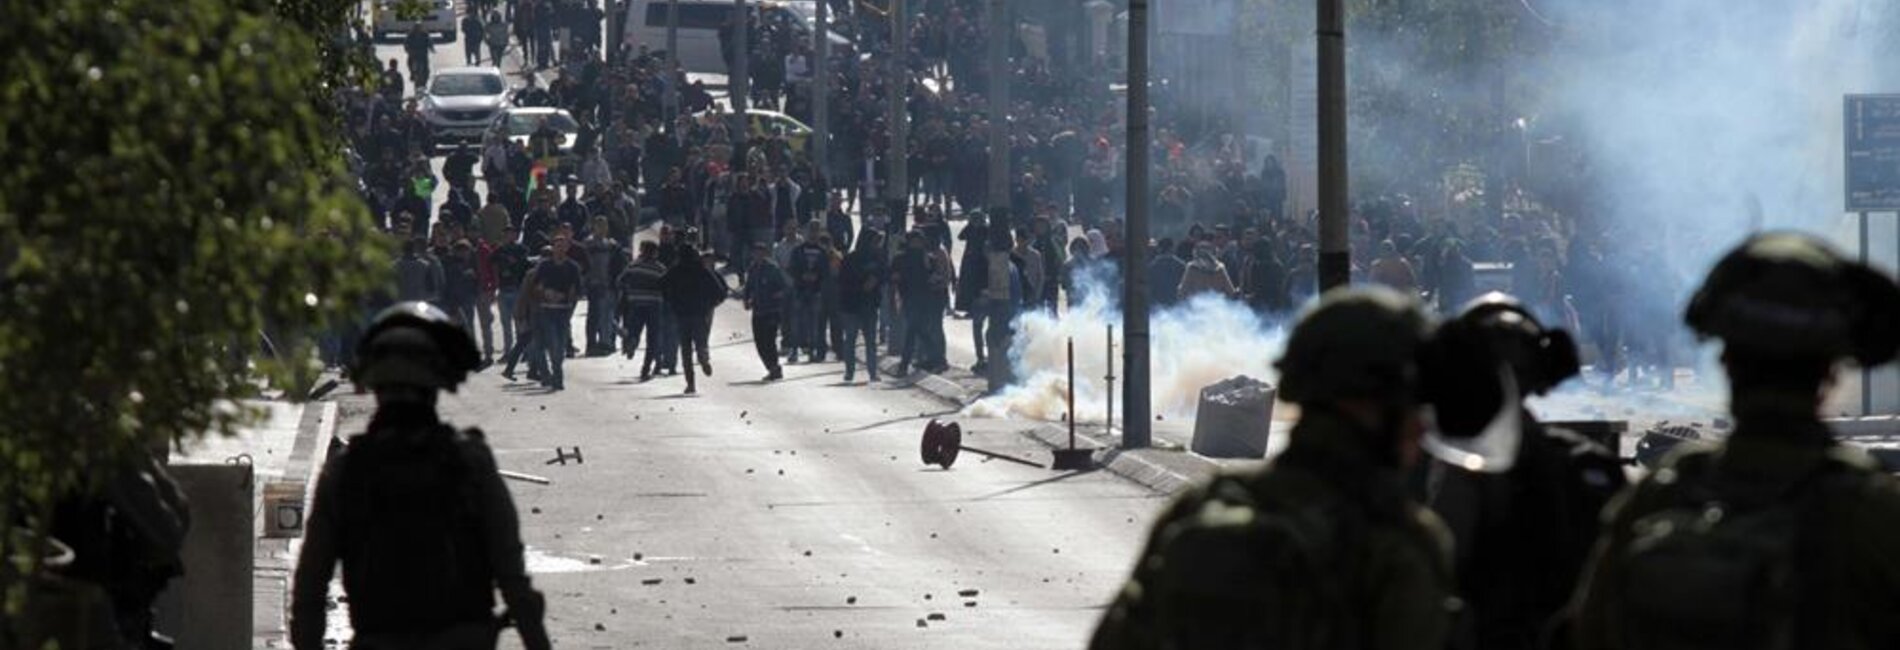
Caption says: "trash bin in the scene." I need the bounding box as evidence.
[1191,375,1275,459]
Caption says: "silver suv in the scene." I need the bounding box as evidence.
[420,67,510,152]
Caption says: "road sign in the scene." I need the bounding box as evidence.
[1845,94,1900,211]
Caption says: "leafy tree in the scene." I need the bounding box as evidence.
[0,0,385,642]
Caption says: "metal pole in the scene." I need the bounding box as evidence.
[1068,337,1077,447]
[813,0,831,186]
[1120,0,1151,448]
[987,0,1011,219]
[731,0,750,161]
[1862,211,1873,416]
[888,0,910,235]
[665,0,681,137]
[1315,0,1350,293]
[1106,324,1117,434]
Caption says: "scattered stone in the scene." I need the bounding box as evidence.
[539,405,546,411]
[642,578,663,585]
[927,613,947,621]
[685,577,697,585]
[846,596,857,604]
[596,514,604,521]
[957,589,979,597]
[923,593,932,600]
[930,533,938,539]
[834,630,844,638]
[915,619,928,628]
[741,410,749,419]
[1053,548,1061,554]
[634,552,644,560]
[611,608,618,614]
[595,623,605,631]
[777,469,785,475]
[964,601,977,608]
[803,550,812,557]
[530,507,541,514]
[746,469,755,474]
[726,635,748,643]
[588,555,602,565]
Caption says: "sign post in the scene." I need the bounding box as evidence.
[1843,94,1900,416]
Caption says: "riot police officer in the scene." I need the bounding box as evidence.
[1420,292,1625,650]
[1091,287,1457,650]
[291,303,551,650]
[1569,232,1900,649]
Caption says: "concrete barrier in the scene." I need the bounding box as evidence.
[153,463,253,650]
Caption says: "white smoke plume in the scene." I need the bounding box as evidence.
[968,267,1289,425]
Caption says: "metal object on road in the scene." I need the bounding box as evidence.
[545,446,585,465]
[500,470,553,485]
[307,378,341,401]
[1052,338,1095,470]
[1634,425,1703,469]
[920,420,1046,469]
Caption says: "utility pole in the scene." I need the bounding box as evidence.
[1121,0,1151,449]
[1316,0,1349,292]
[986,0,1010,220]
[887,0,909,235]
[813,0,831,194]
[665,0,681,139]
[731,0,751,166]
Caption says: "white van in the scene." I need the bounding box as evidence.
[619,0,848,75]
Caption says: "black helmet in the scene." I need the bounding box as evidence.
[1422,292,1579,438]
[1684,232,1900,367]
[1276,286,1435,405]
[351,302,481,391]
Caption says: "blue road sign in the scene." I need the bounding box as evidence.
[1846,94,1900,211]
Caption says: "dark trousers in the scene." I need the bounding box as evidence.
[752,312,783,373]
[621,303,662,372]
[841,309,879,381]
[677,314,711,386]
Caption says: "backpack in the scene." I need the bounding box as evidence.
[1615,447,1867,650]
[1142,475,1362,649]
[337,426,497,634]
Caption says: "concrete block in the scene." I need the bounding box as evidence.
[153,463,253,650]
[1191,376,1275,459]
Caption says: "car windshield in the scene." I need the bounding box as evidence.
[431,74,505,97]
[507,112,579,136]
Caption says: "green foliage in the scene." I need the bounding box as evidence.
[0,0,386,636]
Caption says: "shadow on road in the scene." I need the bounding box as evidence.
[970,468,1102,501]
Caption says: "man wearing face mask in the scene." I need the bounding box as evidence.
[1569,232,1900,650]
[1420,292,1626,650]
[1091,287,1456,650]
[292,303,550,650]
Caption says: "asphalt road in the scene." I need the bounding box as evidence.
[354,300,1164,649]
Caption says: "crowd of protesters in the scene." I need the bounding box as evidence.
[320,0,1688,396]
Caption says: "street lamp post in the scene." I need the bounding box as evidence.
[987,0,1010,220]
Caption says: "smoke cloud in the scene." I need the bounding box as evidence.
[967,267,1289,425]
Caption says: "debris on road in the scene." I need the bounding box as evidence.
[957,589,979,597]
[726,634,748,643]
[927,613,946,621]
[500,470,552,485]
[545,446,584,465]
[642,578,663,585]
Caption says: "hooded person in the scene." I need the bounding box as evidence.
[1092,287,1456,649]
[292,303,551,650]
[1570,232,1900,650]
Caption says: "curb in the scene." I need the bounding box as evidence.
[1017,424,1206,496]
[876,356,979,406]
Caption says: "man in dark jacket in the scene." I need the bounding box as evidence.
[744,242,790,381]
[618,241,669,379]
[786,221,831,363]
[661,244,726,394]
[838,229,887,383]
[1147,237,1186,310]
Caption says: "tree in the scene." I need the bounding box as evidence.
[0,0,385,642]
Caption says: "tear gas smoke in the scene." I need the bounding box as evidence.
[968,266,1288,425]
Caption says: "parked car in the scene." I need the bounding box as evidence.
[490,107,582,181]
[420,67,511,151]
[619,0,848,75]
[372,0,457,42]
